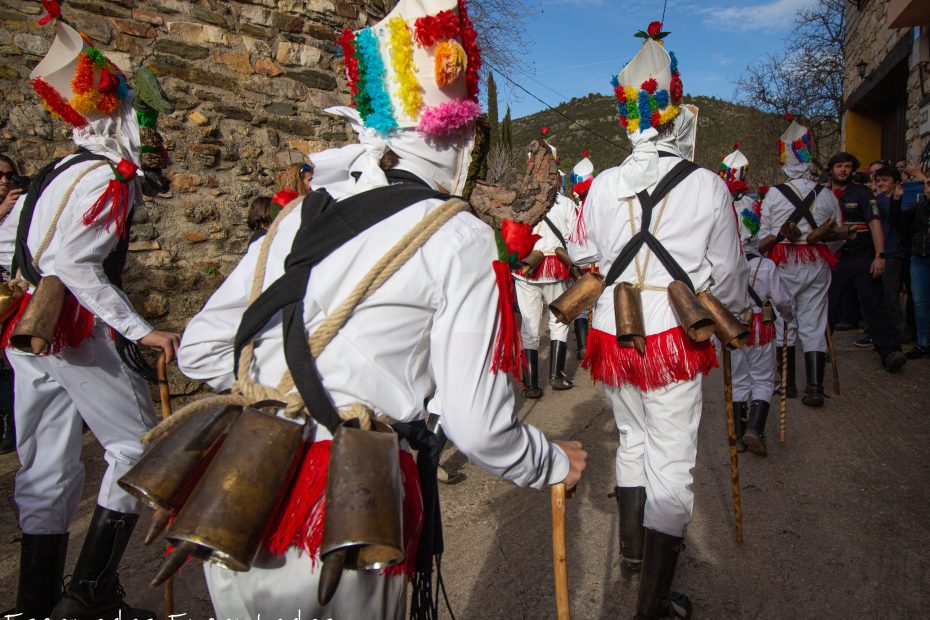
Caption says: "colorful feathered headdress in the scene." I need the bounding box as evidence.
[611,21,683,134]
[336,0,483,137]
[779,115,813,167]
[720,143,749,183]
[29,20,130,129]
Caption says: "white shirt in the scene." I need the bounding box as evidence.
[759,179,842,245]
[0,155,152,341]
[569,156,750,337]
[746,254,794,321]
[178,196,568,490]
[513,193,576,284]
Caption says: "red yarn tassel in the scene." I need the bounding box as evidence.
[767,243,839,269]
[524,255,570,281]
[582,327,718,391]
[745,312,776,346]
[0,293,95,354]
[491,260,526,382]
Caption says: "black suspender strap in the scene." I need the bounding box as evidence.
[605,159,699,290]
[543,216,567,249]
[12,149,108,285]
[773,183,825,229]
[233,182,448,432]
[747,285,764,307]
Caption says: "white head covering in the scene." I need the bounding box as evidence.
[311,106,475,198]
[571,157,595,184]
[780,118,814,180]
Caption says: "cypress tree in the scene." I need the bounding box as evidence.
[502,105,513,150]
[487,72,499,151]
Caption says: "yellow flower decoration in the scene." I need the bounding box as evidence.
[659,104,680,126]
[388,17,422,119]
[70,89,102,115]
[434,40,467,88]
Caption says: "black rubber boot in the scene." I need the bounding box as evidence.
[732,401,747,453]
[615,486,646,582]
[522,349,543,399]
[776,345,798,399]
[549,340,574,390]
[51,506,156,620]
[742,400,770,456]
[574,317,589,360]
[635,529,691,619]
[2,532,69,619]
[801,351,826,407]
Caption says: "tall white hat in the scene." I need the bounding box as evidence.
[30,21,130,129]
[571,153,595,185]
[720,144,749,183]
[611,21,683,134]
[336,0,483,137]
[779,116,813,167]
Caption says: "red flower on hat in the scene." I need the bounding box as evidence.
[784,113,794,121]
[647,21,663,37]
[38,0,61,25]
[583,150,589,158]
[733,142,740,150]
[641,78,658,94]
[541,127,549,135]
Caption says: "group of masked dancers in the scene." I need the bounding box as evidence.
[1,2,901,619]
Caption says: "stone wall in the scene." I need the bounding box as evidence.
[0,0,388,395]
[844,0,926,160]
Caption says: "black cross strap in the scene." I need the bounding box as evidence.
[233,179,447,432]
[12,149,108,285]
[747,285,764,307]
[773,183,825,230]
[543,216,567,249]
[605,159,699,290]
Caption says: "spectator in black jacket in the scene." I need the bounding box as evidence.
[895,166,930,358]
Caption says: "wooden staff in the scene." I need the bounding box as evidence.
[780,321,788,444]
[551,483,571,620]
[825,325,840,395]
[155,354,175,618]
[722,348,744,545]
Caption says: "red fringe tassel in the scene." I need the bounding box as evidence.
[491,260,526,382]
[768,243,839,269]
[582,326,718,391]
[82,178,131,238]
[0,292,96,354]
[524,255,571,281]
[263,440,424,580]
[745,312,775,347]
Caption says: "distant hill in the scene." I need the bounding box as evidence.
[512,93,789,187]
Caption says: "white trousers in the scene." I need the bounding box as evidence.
[775,263,830,353]
[515,278,569,350]
[731,341,776,403]
[606,377,703,537]
[205,547,406,620]
[8,324,157,534]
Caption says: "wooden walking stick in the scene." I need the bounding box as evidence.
[780,321,788,444]
[551,483,571,620]
[721,349,744,545]
[825,325,840,396]
[155,354,175,618]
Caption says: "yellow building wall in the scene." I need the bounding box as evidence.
[843,110,883,167]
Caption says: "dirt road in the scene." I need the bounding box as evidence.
[2,329,928,618]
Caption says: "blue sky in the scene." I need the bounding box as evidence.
[501,0,815,119]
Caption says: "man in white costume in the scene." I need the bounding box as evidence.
[513,185,577,397]
[730,191,794,456]
[568,153,598,359]
[758,117,844,406]
[0,17,178,620]
[571,21,748,619]
[176,2,586,618]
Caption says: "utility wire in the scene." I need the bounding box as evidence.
[485,60,627,150]
[661,0,669,23]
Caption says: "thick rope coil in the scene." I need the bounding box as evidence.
[144,198,468,441]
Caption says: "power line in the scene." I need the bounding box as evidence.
[661,0,669,23]
[485,60,627,151]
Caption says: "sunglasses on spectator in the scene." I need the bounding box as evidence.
[0,171,13,180]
